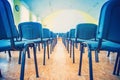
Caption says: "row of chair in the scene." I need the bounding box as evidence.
[62,0,120,80]
[62,23,97,63]
[18,22,57,65]
[0,0,57,80]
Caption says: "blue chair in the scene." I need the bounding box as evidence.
[18,22,42,41]
[42,28,50,65]
[51,32,57,50]
[19,23,51,65]
[66,31,70,53]
[0,0,39,79]
[49,31,57,54]
[62,33,67,47]
[69,29,76,63]
[18,22,43,63]
[74,23,97,76]
[80,0,120,80]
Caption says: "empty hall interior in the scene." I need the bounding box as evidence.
[0,0,120,80]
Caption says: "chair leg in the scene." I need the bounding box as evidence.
[50,41,52,54]
[38,43,40,51]
[67,41,69,53]
[116,58,120,76]
[113,52,119,75]
[78,43,84,75]
[8,50,11,58]
[107,51,111,57]
[47,41,50,59]
[27,47,30,58]
[70,41,72,58]
[95,50,99,62]
[43,42,46,65]
[20,49,26,80]
[88,49,93,80]
[33,45,39,77]
[75,43,78,49]
[73,41,75,63]
[116,52,120,76]
[66,40,68,50]
[0,69,2,78]
[18,50,22,64]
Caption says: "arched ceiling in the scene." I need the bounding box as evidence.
[21,0,108,20]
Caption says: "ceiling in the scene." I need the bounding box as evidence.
[21,0,108,20]
[20,0,110,33]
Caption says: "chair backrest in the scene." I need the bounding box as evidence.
[18,22,43,40]
[66,31,70,39]
[50,31,55,39]
[97,0,120,43]
[75,23,97,40]
[53,33,57,39]
[1,0,20,48]
[49,31,53,38]
[0,0,12,40]
[69,29,75,38]
[63,33,67,38]
[43,28,50,38]
[1,0,19,38]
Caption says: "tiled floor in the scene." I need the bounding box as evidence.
[0,38,120,80]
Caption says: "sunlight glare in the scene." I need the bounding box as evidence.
[42,10,97,33]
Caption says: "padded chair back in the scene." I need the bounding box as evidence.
[1,0,19,38]
[63,33,67,39]
[75,23,97,40]
[66,31,70,39]
[53,33,57,39]
[69,29,75,38]
[49,31,52,37]
[0,0,12,39]
[18,22,43,40]
[50,31,54,39]
[43,28,50,38]
[97,0,120,43]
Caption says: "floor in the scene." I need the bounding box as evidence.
[0,38,120,80]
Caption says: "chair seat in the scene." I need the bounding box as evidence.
[76,38,96,43]
[71,38,76,41]
[42,38,49,42]
[22,38,42,43]
[0,40,34,51]
[102,41,120,52]
[0,40,11,51]
[85,40,120,52]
